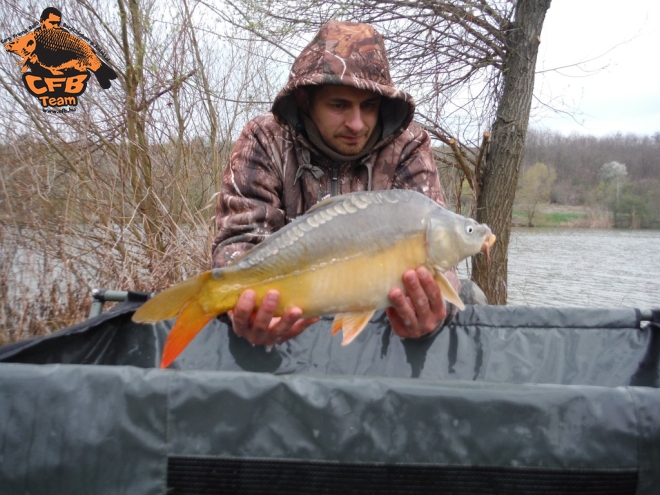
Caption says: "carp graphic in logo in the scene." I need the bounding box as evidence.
[4,7,117,110]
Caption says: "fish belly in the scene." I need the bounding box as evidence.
[242,233,428,317]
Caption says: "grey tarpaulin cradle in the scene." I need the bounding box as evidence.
[1,294,659,494]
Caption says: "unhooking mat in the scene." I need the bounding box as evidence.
[1,297,659,494]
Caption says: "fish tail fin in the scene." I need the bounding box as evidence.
[333,310,376,346]
[160,299,215,368]
[94,61,118,89]
[132,270,240,368]
[133,272,214,323]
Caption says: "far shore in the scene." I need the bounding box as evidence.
[512,203,612,229]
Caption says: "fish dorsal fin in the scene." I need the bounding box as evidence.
[433,269,465,311]
[332,310,376,345]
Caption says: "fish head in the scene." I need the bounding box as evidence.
[5,32,36,58]
[426,210,495,271]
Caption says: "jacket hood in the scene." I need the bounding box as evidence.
[271,20,415,141]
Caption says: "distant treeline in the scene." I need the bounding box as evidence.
[517,129,660,229]
[522,129,660,206]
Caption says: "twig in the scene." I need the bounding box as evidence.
[136,70,198,112]
[448,138,475,192]
[474,131,490,196]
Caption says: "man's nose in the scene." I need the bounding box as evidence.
[344,106,365,133]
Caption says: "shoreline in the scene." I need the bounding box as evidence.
[512,203,612,229]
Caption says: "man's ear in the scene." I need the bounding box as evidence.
[293,88,310,113]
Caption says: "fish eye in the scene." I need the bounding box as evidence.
[466,225,474,234]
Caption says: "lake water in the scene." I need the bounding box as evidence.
[502,228,660,309]
[3,227,659,311]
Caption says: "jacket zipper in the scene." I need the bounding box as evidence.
[330,163,339,196]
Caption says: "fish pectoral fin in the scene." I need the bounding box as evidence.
[333,310,376,346]
[160,300,215,369]
[434,270,466,311]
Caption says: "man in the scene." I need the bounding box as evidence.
[39,7,63,30]
[213,20,462,346]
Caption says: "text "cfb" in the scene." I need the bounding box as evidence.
[24,74,89,95]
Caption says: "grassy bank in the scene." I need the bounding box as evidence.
[512,204,611,228]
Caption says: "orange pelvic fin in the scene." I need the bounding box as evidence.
[331,316,343,336]
[160,299,215,368]
[333,310,376,346]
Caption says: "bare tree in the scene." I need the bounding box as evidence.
[0,0,555,342]
[471,0,551,303]
[0,0,281,340]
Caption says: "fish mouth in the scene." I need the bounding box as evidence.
[482,234,496,262]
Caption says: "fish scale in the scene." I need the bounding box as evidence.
[228,189,420,278]
[35,29,94,58]
[30,28,103,73]
[133,190,496,368]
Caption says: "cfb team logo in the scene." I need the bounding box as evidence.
[3,7,117,112]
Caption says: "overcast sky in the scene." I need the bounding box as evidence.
[531,0,660,137]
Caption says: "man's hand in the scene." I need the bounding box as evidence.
[231,289,319,346]
[386,266,447,339]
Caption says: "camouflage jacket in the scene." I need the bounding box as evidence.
[212,21,448,273]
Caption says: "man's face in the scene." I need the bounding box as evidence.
[308,85,381,156]
[41,14,61,30]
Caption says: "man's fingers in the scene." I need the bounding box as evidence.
[269,307,318,344]
[232,290,277,344]
[388,267,448,339]
[389,286,417,328]
[288,316,321,340]
[251,290,279,334]
[231,290,317,346]
[232,290,257,334]
[402,269,432,322]
[416,267,446,319]
[269,306,302,338]
[385,307,405,331]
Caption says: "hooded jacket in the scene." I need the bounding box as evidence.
[212,21,449,272]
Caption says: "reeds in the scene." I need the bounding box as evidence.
[0,212,214,345]
[0,134,217,345]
